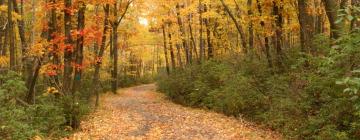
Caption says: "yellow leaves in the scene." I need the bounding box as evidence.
[0,5,7,12]
[12,12,22,21]
[86,4,95,11]
[43,87,60,96]
[0,56,9,67]
[285,23,300,32]
[29,41,47,57]
[31,135,43,140]
[0,6,22,21]
[202,11,220,19]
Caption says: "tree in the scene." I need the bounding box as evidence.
[64,0,74,94]
[220,0,247,54]
[8,0,15,70]
[162,24,170,75]
[111,0,133,94]
[93,4,110,107]
[298,0,316,54]
[323,0,342,38]
[72,1,86,95]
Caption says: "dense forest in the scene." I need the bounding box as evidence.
[0,0,360,139]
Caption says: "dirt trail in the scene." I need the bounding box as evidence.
[66,84,280,140]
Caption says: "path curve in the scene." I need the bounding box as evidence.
[66,84,280,140]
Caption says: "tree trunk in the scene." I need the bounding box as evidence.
[298,0,316,54]
[72,2,85,95]
[220,0,247,54]
[256,0,273,68]
[199,0,205,61]
[48,0,60,86]
[247,0,254,51]
[176,4,191,65]
[64,0,74,94]
[204,5,213,59]
[93,4,110,107]
[2,21,7,56]
[0,0,4,56]
[112,2,119,94]
[14,0,32,83]
[112,26,119,94]
[8,0,15,70]
[176,44,183,68]
[31,0,36,46]
[12,0,28,62]
[273,1,285,71]
[351,0,360,29]
[111,0,131,94]
[315,0,325,34]
[162,25,170,75]
[322,0,341,38]
[188,14,198,62]
[26,58,42,105]
[168,32,176,70]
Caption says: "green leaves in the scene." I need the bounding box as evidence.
[337,5,360,25]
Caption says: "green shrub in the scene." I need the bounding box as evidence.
[0,71,92,139]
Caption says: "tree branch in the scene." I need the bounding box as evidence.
[116,0,133,26]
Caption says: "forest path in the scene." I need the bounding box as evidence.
[66,84,280,140]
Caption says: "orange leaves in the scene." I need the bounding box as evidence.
[71,29,86,37]
[64,45,75,53]
[46,71,58,77]
[95,57,103,65]
[41,64,60,76]
[70,27,104,46]
[73,63,85,71]
[41,62,89,77]
[44,1,62,11]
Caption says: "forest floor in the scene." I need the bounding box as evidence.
[64,84,281,140]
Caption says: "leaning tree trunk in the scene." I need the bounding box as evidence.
[26,58,42,105]
[93,4,110,107]
[220,0,247,54]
